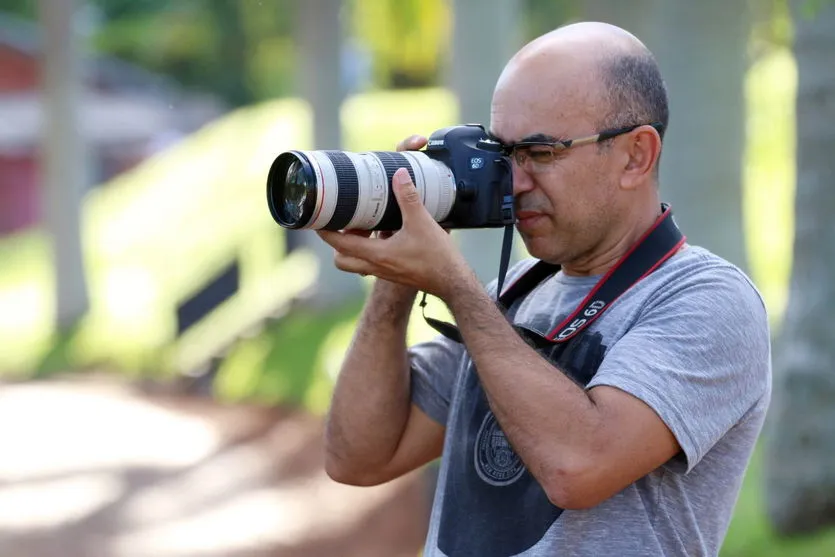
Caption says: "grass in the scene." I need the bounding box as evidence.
[722,448,835,556]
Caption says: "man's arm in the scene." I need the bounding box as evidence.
[323,280,445,486]
[323,134,446,487]
[316,167,677,502]
[446,271,679,510]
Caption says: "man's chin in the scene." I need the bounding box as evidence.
[519,235,560,263]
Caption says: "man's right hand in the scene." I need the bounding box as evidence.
[320,134,430,296]
[322,132,446,488]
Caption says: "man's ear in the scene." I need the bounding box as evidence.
[620,125,662,190]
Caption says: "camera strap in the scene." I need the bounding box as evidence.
[419,204,685,347]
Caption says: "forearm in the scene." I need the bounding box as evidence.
[446,275,604,495]
[324,280,418,474]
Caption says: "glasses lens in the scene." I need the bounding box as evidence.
[514,145,557,168]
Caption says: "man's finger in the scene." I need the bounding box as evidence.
[334,253,377,277]
[342,229,374,238]
[391,168,423,225]
[317,230,378,259]
[396,134,428,152]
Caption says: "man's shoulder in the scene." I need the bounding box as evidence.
[647,245,766,311]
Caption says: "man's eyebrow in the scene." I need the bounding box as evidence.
[487,131,559,144]
[518,132,558,143]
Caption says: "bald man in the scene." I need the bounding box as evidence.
[318,22,771,557]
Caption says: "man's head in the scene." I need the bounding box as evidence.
[490,22,669,269]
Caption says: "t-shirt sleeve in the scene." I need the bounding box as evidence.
[409,334,466,426]
[586,266,772,473]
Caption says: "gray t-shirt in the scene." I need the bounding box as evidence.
[409,245,772,557]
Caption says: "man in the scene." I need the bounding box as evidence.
[317,22,771,557]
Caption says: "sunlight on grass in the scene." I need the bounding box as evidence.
[214,297,365,408]
[0,230,52,373]
[0,98,314,374]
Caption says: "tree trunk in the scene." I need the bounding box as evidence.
[653,1,751,271]
[450,0,524,284]
[293,0,365,307]
[765,0,835,535]
[38,0,90,330]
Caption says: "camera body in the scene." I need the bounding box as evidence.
[422,124,515,229]
[265,123,515,231]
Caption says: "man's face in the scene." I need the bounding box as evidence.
[490,74,621,266]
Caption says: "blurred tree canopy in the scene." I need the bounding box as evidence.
[90,0,297,106]
[349,0,450,88]
[1,0,622,106]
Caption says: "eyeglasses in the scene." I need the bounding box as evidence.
[503,122,664,173]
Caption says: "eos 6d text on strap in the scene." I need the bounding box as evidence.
[421,204,686,348]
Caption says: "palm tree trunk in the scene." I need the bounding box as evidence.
[293,0,365,307]
[38,0,90,330]
[765,0,835,535]
[451,0,524,284]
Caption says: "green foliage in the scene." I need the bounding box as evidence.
[90,0,298,106]
[4,1,468,100]
[86,0,456,102]
[0,0,35,18]
[213,298,364,409]
[799,0,835,18]
[349,0,451,88]
[751,0,794,59]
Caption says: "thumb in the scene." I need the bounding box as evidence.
[392,168,423,221]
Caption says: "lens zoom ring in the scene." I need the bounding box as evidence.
[323,151,359,230]
[372,152,416,230]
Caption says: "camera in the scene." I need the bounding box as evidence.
[266,124,515,231]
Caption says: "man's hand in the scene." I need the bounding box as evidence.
[316,134,477,300]
[317,167,471,299]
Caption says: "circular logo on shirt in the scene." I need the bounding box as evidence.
[474,411,526,486]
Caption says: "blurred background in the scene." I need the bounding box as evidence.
[0,0,833,555]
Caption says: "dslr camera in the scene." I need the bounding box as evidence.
[266,124,515,231]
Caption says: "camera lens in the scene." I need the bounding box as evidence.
[282,160,309,224]
[267,152,318,228]
[266,149,456,231]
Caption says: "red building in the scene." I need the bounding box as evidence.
[0,13,223,234]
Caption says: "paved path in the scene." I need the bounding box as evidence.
[0,378,429,557]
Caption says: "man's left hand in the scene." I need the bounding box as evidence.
[317,168,473,300]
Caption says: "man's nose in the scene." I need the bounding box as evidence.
[511,162,535,196]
